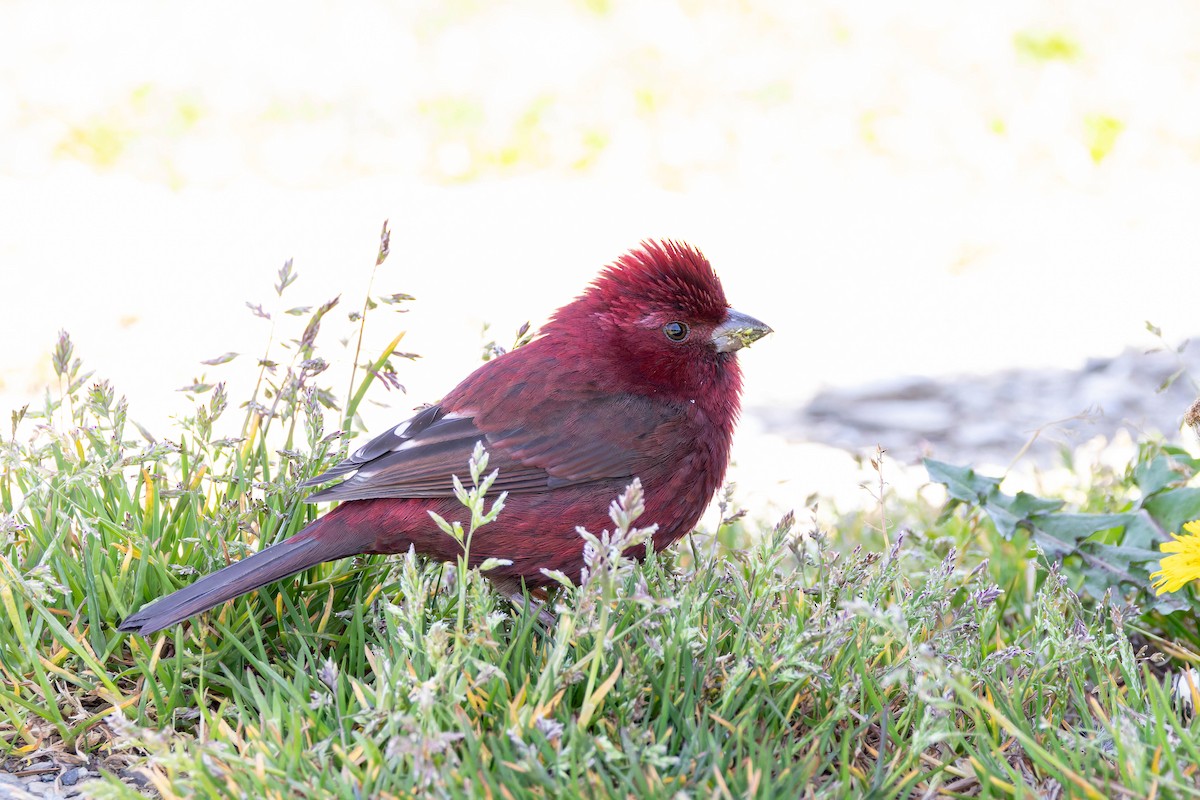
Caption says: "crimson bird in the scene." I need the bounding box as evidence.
[119,240,771,635]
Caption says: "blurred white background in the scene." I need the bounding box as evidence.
[3,0,1199,519]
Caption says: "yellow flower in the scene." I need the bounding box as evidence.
[1151,521,1200,595]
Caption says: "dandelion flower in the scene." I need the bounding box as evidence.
[1151,521,1200,595]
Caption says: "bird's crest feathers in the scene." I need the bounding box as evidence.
[553,239,729,327]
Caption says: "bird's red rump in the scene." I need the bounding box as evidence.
[118,239,770,635]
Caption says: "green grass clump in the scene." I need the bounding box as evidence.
[4,234,1200,797]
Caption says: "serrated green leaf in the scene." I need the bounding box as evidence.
[924,459,999,503]
[980,488,1063,541]
[1032,512,1127,551]
[928,458,1179,607]
[1133,451,1191,497]
[1144,488,1200,536]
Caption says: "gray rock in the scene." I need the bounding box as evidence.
[757,342,1200,467]
[838,399,954,436]
[119,769,152,790]
[0,784,38,800]
[57,770,83,788]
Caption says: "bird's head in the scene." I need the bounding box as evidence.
[545,240,772,398]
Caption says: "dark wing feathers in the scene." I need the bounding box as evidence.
[303,392,684,504]
[352,403,449,462]
[489,407,678,486]
[305,417,549,502]
[301,404,447,487]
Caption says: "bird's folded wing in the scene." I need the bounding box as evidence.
[302,394,682,503]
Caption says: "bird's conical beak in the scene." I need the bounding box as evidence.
[711,309,772,353]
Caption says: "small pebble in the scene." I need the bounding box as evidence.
[58,769,84,788]
[120,769,152,789]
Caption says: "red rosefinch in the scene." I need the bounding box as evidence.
[120,240,771,635]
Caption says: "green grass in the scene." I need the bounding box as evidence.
[4,242,1200,797]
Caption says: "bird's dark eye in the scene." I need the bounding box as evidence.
[662,321,690,342]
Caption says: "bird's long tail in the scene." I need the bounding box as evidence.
[118,521,362,636]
